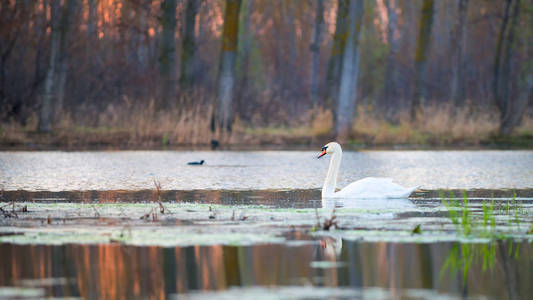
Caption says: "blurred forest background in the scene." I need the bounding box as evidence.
[0,0,532,148]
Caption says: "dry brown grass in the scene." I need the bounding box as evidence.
[352,104,531,145]
[0,98,217,148]
[94,97,214,145]
[1,100,531,148]
[515,113,533,136]
[0,122,30,145]
[311,108,333,136]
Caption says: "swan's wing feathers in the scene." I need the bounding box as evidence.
[337,177,417,199]
[340,177,396,193]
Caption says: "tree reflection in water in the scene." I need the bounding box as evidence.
[0,239,531,299]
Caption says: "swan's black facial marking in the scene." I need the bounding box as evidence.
[317,145,328,159]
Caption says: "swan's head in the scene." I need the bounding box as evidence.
[317,142,341,158]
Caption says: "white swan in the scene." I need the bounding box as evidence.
[317,142,418,199]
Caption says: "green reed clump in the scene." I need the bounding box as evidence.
[439,190,529,282]
[461,192,472,235]
[441,190,529,238]
[440,191,459,228]
[441,191,477,236]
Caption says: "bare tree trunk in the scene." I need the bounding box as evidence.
[87,0,97,40]
[326,0,349,113]
[270,3,284,91]
[434,0,452,60]
[215,0,242,132]
[159,0,177,107]
[0,2,22,112]
[273,0,297,96]
[450,0,469,107]
[38,0,77,132]
[309,0,324,106]
[284,1,297,88]
[494,0,524,135]
[54,0,78,122]
[411,0,435,120]
[86,0,98,81]
[38,0,62,132]
[136,0,150,71]
[33,0,46,36]
[28,2,48,124]
[54,62,67,120]
[236,0,254,117]
[335,0,364,140]
[503,72,533,133]
[180,0,201,88]
[381,0,400,121]
[493,0,512,114]
[120,0,132,64]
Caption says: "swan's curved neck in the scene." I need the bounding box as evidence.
[322,149,342,197]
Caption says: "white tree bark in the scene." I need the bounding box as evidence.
[382,0,400,120]
[216,0,242,131]
[218,52,237,130]
[335,0,364,139]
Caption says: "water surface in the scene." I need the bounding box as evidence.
[1,150,532,191]
[1,150,532,299]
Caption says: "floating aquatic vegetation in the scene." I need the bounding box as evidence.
[174,285,467,300]
[0,227,287,247]
[0,287,45,298]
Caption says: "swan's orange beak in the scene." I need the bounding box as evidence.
[317,149,327,159]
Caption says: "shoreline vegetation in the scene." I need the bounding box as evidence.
[1,102,532,150]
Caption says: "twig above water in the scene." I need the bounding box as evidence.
[153,179,166,214]
[314,208,339,231]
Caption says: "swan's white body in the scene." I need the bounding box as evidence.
[319,142,418,199]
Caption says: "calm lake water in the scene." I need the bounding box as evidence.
[1,150,532,299]
[1,150,532,191]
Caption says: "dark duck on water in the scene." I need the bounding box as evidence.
[187,160,205,165]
